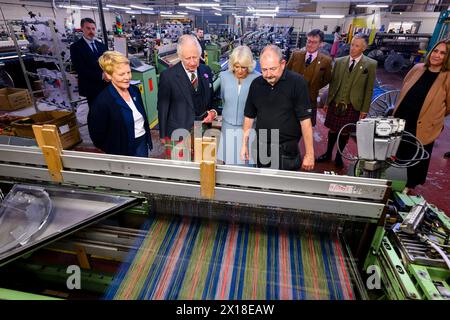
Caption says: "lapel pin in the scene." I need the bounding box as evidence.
[360,66,363,69]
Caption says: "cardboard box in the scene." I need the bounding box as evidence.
[0,88,32,111]
[11,110,82,149]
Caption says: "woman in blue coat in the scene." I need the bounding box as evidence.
[218,46,260,165]
[89,51,153,157]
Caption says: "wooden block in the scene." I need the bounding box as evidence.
[32,125,45,147]
[42,124,63,153]
[75,245,91,269]
[200,160,215,199]
[42,146,63,183]
[202,137,216,161]
[194,137,203,163]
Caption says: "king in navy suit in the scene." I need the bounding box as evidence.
[157,34,217,149]
[70,18,108,108]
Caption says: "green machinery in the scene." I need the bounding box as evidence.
[364,192,450,300]
[428,10,450,51]
[205,43,221,75]
[131,64,159,129]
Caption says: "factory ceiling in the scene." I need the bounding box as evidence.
[13,0,449,16]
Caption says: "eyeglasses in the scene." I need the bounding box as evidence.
[306,39,320,44]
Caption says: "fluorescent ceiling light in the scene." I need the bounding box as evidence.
[212,7,222,11]
[214,13,222,16]
[126,10,141,14]
[185,6,201,11]
[81,5,97,9]
[254,13,276,17]
[160,11,173,14]
[356,4,389,8]
[176,12,188,15]
[130,5,153,10]
[161,14,188,18]
[179,3,220,7]
[320,14,345,18]
[59,5,87,10]
[141,10,155,14]
[106,4,131,10]
[247,6,279,13]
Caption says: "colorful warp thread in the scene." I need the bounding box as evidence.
[105,216,355,300]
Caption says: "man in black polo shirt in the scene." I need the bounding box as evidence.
[241,45,315,171]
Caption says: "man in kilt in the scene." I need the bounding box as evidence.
[317,34,377,168]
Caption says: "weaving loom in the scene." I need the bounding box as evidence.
[0,141,391,300]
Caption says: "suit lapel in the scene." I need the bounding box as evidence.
[336,56,350,89]
[108,85,130,112]
[174,63,195,111]
[198,67,210,96]
[311,52,322,84]
[298,51,306,73]
[420,71,446,118]
[350,56,366,86]
[81,39,97,59]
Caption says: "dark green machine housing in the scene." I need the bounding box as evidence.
[131,64,159,128]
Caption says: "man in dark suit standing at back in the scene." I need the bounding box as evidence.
[195,28,206,63]
[157,34,216,159]
[70,18,108,109]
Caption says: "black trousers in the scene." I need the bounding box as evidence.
[256,139,300,171]
[396,136,434,188]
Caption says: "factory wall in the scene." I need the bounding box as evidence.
[0,1,116,32]
[379,12,440,33]
[341,11,439,36]
[254,2,349,34]
[255,17,343,34]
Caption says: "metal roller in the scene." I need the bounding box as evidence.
[384,52,405,73]
[369,89,400,117]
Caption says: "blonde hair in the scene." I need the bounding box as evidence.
[98,51,130,76]
[424,39,450,72]
[228,45,256,73]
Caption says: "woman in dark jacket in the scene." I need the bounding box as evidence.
[89,51,153,157]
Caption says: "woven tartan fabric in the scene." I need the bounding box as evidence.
[105,216,356,300]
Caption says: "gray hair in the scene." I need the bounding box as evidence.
[228,45,256,73]
[177,34,202,57]
[260,45,283,62]
[352,33,368,47]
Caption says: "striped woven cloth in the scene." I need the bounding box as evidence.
[105,216,355,300]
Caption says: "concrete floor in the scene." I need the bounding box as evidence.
[1,66,449,213]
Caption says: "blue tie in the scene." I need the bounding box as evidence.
[91,42,98,56]
[306,54,312,66]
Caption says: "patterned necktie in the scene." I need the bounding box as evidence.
[91,42,98,56]
[190,72,198,90]
[305,54,312,66]
[349,59,356,72]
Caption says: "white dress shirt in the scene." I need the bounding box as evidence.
[305,50,319,63]
[125,98,146,138]
[349,54,363,69]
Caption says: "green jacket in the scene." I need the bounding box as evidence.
[327,55,377,113]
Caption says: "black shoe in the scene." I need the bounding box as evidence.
[335,155,344,168]
[317,153,331,162]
